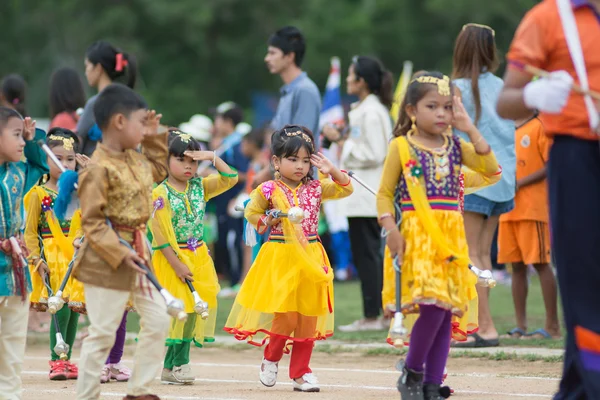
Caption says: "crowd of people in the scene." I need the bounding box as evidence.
[0,1,598,399]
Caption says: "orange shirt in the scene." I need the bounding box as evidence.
[500,118,550,223]
[506,0,600,140]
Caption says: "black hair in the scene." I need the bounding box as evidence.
[1,74,27,116]
[219,106,244,126]
[243,127,265,149]
[0,106,23,133]
[268,26,306,67]
[93,83,147,131]
[168,129,202,157]
[49,67,87,119]
[86,41,137,89]
[46,127,80,152]
[351,56,394,109]
[394,71,454,137]
[271,125,315,181]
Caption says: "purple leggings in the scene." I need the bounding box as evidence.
[106,311,128,365]
[405,304,452,385]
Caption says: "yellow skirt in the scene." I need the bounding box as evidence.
[224,240,334,346]
[382,210,478,345]
[153,244,219,346]
[29,238,86,313]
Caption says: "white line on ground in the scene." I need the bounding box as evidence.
[23,388,243,400]
[22,371,553,398]
[23,357,561,381]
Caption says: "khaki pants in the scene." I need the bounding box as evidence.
[76,283,169,400]
[0,296,29,400]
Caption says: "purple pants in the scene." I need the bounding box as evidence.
[405,304,452,385]
[106,311,128,365]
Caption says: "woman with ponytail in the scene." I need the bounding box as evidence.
[77,40,137,156]
[322,55,394,332]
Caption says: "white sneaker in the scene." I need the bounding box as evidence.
[293,373,320,392]
[338,318,387,332]
[259,358,278,387]
[335,268,349,281]
[218,287,237,298]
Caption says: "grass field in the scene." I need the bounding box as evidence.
[126,275,564,349]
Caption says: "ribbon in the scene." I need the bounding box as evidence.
[115,53,129,72]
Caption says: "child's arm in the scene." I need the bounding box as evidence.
[22,125,49,193]
[23,188,45,275]
[140,113,169,183]
[463,166,502,195]
[310,153,353,201]
[159,246,193,282]
[185,151,239,201]
[244,184,271,234]
[78,164,131,269]
[517,126,550,190]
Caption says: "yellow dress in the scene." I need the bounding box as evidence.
[224,178,353,346]
[25,185,85,312]
[151,173,237,346]
[377,134,500,343]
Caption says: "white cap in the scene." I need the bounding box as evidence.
[236,122,252,136]
[179,114,213,142]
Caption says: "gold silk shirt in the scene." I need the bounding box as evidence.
[73,133,168,291]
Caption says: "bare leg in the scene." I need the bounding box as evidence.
[474,215,500,340]
[511,262,528,334]
[533,263,561,338]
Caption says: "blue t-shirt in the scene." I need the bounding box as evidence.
[212,131,249,214]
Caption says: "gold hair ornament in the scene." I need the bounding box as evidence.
[284,130,314,150]
[48,135,75,151]
[410,76,451,96]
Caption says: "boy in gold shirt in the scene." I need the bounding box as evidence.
[74,83,169,400]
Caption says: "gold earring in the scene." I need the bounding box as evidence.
[274,167,281,180]
[410,116,417,133]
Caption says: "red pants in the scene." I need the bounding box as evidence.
[264,336,314,379]
[264,312,316,379]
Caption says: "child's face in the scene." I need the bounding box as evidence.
[118,109,148,150]
[241,139,257,158]
[48,144,76,182]
[0,117,26,163]
[169,154,198,182]
[411,89,453,136]
[274,146,311,184]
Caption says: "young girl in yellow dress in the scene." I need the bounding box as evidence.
[224,125,353,393]
[25,128,85,381]
[377,72,500,400]
[151,131,238,385]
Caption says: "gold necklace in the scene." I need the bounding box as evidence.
[407,133,451,181]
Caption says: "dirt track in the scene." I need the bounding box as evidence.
[21,343,560,399]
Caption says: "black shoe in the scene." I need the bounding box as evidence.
[396,360,424,400]
[423,383,444,400]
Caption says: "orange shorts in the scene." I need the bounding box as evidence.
[498,220,551,265]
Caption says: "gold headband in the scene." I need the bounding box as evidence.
[285,129,314,150]
[410,75,451,96]
[462,23,495,37]
[48,134,75,151]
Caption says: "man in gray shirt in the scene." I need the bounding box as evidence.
[254,26,321,186]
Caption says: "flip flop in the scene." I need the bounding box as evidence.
[501,327,526,339]
[522,328,552,340]
[451,333,500,348]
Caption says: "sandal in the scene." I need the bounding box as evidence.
[451,333,500,348]
[522,328,559,340]
[501,327,526,339]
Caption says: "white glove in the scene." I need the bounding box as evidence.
[523,70,574,114]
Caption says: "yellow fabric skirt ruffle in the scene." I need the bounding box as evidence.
[224,241,334,346]
[29,238,86,313]
[153,244,219,344]
[381,210,478,345]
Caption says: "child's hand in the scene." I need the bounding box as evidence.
[265,213,281,227]
[310,152,335,175]
[122,251,148,274]
[451,95,475,134]
[36,260,49,278]
[23,117,36,141]
[184,150,214,162]
[173,260,194,283]
[76,154,90,169]
[73,237,83,249]
[386,228,405,264]
[144,110,163,136]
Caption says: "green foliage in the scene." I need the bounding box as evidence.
[0,0,538,126]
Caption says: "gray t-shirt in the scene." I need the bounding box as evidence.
[76,94,99,157]
[270,72,321,146]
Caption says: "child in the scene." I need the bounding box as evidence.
[151,131,238,384]
[498,113,560,340]
[0,107,48,398]
[25,128,85,380]
[224,125,353,392]
[377,72,499,400]
[73,83,170,400]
